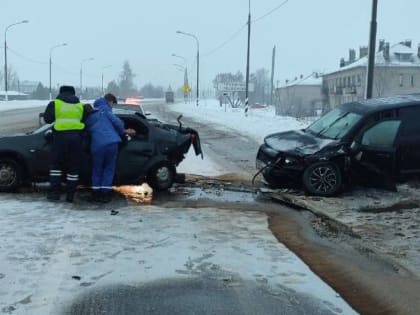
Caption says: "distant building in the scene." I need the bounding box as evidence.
[275,73,323,117]
[323,40,420,109]
[19,81,39,94]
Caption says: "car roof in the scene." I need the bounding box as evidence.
[340,94,420,114]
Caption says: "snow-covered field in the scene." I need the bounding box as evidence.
[171,99,311,143]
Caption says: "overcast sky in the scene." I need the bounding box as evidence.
[2,0,420,92]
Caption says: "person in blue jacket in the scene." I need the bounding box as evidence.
[84,93,130,202]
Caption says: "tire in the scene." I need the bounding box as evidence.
[302,161,342,196]
[0,158,23,192]
[147,162,176,191]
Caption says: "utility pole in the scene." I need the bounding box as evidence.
[270,45,276,106]
[4,20,28,101]
[365,0,378,99]
[244,0,251,115]
[176,31,199,106]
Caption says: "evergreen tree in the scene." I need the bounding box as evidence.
[31,82,49,100]
[119,61,136,98]
[106,80,120,97]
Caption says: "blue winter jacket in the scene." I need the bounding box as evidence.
[84,98,125,153]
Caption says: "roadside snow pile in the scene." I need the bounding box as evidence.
[171,99,310,143]
[0,100,46,112]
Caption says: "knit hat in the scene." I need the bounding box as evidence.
[59,85,76,95]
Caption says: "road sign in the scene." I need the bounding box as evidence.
[217,82,254,92]
[182,84,191,93]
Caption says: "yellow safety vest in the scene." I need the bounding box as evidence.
[54,99,85,131]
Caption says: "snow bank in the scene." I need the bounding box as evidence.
[171,99,311,143]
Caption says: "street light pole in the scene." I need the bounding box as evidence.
[172,53,190,102]
[101,65,111,95]
[80,57,94,100]
[176,31,199,106]
[365,0,378,99]
[245,0,251,115]
[49,43,67,100]
[173,63,185,71]
[4,20,28,101]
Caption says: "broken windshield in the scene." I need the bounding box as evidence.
[306,108,362,140]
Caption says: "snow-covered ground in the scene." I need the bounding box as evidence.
[0,100,355,313]
[0,194,356,314]
[170,99,311,143]
[0,100,46,112]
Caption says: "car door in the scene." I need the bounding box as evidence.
[397,106,420,174]
[29,129,53,179]
[351,111,401,187]
[114,118,155,184]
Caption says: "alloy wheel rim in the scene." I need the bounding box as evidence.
[0,163,17,187]
[309,166,337,193]
[156,166,170,182]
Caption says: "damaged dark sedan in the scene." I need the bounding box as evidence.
[0,112,202,192]
[256,95,420,196]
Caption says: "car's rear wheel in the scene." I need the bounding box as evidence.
[302,161,342,196]
[147,162,176,191]
[0,158,23,192]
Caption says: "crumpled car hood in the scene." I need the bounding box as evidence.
[264,129,339,156]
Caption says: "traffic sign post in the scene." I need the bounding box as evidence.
[217,82,254,93]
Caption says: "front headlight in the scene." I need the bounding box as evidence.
[284,157,298,165]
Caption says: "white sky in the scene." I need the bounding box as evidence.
[2,0,420,91]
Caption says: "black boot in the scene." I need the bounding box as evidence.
[66,192,75,203]
[100,191,113,203]
[88,191,102,203]
[47,191,60,201]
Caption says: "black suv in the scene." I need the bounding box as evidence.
[0,112,202,192]
[256,95,420,196]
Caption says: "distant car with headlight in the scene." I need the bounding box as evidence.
[0,111,202,192]
[256,95,420,196]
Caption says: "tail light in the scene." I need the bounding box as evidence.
[190,133,196,143]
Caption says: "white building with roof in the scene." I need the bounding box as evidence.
[275,73,323,117]
[323,40,420,108]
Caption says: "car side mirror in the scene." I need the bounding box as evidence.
[44,129,53,142]
[350,140,360,152]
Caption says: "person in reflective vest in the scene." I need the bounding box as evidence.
[43,85,86,202]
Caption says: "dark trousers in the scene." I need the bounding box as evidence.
[91,143,119,193]
[49,131,83,195]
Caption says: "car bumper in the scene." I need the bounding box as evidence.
[256,144,304,178]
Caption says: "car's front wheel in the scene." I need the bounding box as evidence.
[302,161,342,196]
[0,158,23,192]
[147,162,176,191]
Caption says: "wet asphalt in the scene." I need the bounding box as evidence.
[64,278,338,315]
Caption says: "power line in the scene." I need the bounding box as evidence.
[252,0,289,23]
[202,0,291,58]
[203,23,247,57]
[7,46,48,65]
